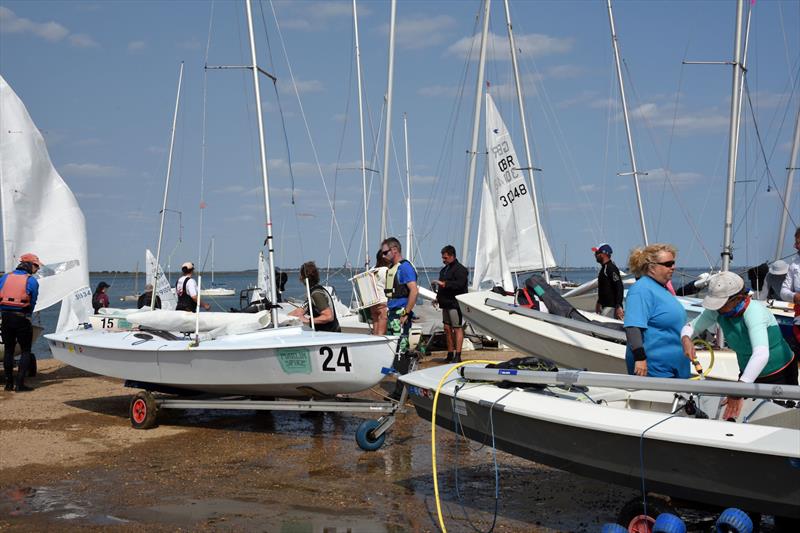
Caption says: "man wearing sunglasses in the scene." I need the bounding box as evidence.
[592,243,624,320]
[381,237,418,399]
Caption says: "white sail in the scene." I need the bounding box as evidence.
[146,249,177,310]
[485,93,556,272]
[257,251,270,296]
[0,75,91,318]
[472,179,513,291]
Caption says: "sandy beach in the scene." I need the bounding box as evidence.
[0,354,642,532]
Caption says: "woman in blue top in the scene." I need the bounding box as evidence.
[623,244,691,378]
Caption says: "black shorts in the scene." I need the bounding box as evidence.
[442,307,463,328]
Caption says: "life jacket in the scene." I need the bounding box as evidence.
[515,286,540,310]
[0,272,31,308]
[308,284,340,332]
[384,260,412,299]
[175,277,197,312]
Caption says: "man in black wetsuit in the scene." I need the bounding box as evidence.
[592,243,624,320]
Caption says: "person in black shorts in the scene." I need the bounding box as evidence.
[433,245,469,363]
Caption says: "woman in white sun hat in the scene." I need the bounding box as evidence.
[681,271,797,420]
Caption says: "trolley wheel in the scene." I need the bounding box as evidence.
[715,508,753,533]
[653,513,686,533]
[129,391,158,429]
[601,524,629,533]
[28,353,37,377]
[617,496,673,533]
[355,419,386,451]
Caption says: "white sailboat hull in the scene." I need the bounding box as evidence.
[45,327,397,397]
[400,364,800,519]
[200,287,236,297]
[457,290,742,380]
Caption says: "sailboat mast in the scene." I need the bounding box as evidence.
[245,0,278,325]
[721,0,745,272]
[403,113,413,263]
[606,0,648,246]
[210,237,215,285]
[353,0,369,269]
[503,0,549,283]
[379,0,397,241]
[462,0,492,265]
[776,103,800,261]
[153,61,184,310]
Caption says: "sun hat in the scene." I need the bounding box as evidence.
[144,283,154,291]
[702,271,745,310]
[768,260,789,276]
[591,243,613,255]
[19,253,41,267]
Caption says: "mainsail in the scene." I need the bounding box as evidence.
[473,180,513,291]
[0,75,92,329]
[145,249,177,310]
[484,93,555,272]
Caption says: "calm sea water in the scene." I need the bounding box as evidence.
[29,267,708,359]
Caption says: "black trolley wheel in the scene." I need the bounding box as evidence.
[129,391,158,429]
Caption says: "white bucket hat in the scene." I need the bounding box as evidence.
[768,260,789,276]
[702,271,745,310]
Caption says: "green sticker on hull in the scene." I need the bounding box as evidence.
[277,348,312,374]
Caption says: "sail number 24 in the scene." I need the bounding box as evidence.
[320,346,352,372]
[499,183,527,207]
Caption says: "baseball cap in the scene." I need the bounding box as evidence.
[591,243,613,255]
[702,271,744,310]
[98,281,111,289]
[182,262,194,270]
[144,283,154,291]
[768,260,789,276]
[19,253,41,266]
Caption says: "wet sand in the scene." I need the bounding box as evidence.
[1,354,640,532]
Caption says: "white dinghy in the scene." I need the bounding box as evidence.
[400,363,800,521]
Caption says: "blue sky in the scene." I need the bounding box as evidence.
[1,0,798,272]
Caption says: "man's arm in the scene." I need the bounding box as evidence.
[405,281,418,314]
[28,277,39,312]
[780,267,800,304]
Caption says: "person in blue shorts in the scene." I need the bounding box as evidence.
[623,243,691,378]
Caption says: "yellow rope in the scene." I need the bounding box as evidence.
[431,360,496,533]
[689,338,715,380]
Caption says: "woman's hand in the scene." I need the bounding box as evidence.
[681,336,696,360]
[722,396,744,421]
[634,360,647,376]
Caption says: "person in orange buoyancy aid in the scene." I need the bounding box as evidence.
[0,253,41,392]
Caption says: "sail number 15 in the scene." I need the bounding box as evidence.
[499,183,527,207]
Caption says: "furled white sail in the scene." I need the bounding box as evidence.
[485,93,555,272]
[257,251,270,299]
[0,75,92,322]
[472,179,513,291]
[145,249,177,310]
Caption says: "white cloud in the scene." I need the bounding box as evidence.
[60,163,123,178]
[380,15,457,50]
[127,40,146,52]
[641,167,706,186]
[278,1,364,31]
[69,33,98,47]
[213,185,247,194]
[446,31,572,60]
[411,174,437,184]
[417,85,460,98]
[545,64,584,79]
[0,7,97,47]
[278,79,325,95]
[628,103,728,133]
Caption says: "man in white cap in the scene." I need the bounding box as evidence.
[780,227,800,350]
[175,262,210,312]
[681,271,797,420]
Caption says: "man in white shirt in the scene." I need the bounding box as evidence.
[175,262,210,312]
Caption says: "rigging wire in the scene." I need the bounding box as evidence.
[266,0,352,267]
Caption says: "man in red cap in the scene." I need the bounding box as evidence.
[0,253,41,391]
[592,243,624,320]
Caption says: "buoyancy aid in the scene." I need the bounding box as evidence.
[175,277,197,312]
[0,272,31,308]
[384,260,411,299]
[308,284,340,332]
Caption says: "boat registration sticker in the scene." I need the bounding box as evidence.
[277,348,312,374]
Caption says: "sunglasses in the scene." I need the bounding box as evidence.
[653,260,676,268]
[381,249,391,256]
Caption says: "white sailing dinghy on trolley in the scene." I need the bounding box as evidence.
[45,1,402,450]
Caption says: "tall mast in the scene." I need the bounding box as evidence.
[245,0,278,325]
[504,0,549,283]
[379,0,397,241]
[606,0,648,245]
[403,113,413,263]
[353,0,369,269]
[210,236,215,285]
[153,61,184,310]
[775,103,800,261]
[721,0,745,272]
[462,0,492,265]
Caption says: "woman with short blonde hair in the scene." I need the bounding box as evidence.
[623,243,689,378]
